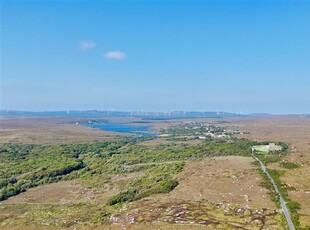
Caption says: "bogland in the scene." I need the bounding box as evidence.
[0,117,307,229]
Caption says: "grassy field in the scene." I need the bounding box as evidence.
[252,145,270,154]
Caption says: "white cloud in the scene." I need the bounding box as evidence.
[79,40,96,51]
[104,50,126,60]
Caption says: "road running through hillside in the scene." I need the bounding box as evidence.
[252,153,295,230]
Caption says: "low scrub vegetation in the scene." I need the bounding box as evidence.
[0,144,84,200]
[0,136,298,229]
[107,162,182,205]
[279,162,300,169]
[0,137,256,202]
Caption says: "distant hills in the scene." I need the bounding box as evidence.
[0,110,272,119]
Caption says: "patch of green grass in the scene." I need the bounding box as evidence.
[252,145,270,154]
[279,162,300,169]
[257,154,282,165]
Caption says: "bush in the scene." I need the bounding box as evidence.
[107,189,137,205]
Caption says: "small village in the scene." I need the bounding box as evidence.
[159,122,249,141]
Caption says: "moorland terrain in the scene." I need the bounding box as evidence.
[0,115,309,229]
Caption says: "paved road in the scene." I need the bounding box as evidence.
[252,153,295,230]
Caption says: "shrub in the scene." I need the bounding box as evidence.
[107,189,137,205]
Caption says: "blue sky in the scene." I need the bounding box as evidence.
[1,0,310,113]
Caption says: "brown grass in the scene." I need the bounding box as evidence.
[0,117,123,144]
[224,116,310,227]
[1,180,100,205]
[161,156,276,209]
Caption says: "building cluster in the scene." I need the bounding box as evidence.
[160,122,247,141]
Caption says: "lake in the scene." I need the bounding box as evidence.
[83,123,155,136]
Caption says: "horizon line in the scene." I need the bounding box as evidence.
[0,109,309,116]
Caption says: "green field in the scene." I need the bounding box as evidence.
[252,145,270,154]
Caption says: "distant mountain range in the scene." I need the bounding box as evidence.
[0,110,274,119]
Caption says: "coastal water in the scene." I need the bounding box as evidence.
[83,123,155,136]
